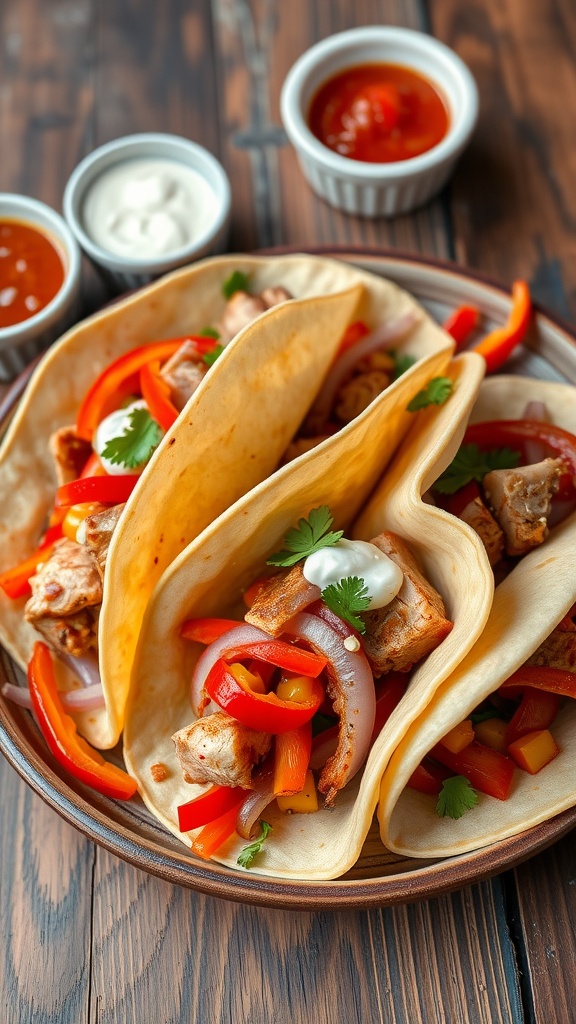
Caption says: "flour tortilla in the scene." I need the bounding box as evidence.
[124,353,495,880]
[0,253,453,749]
[378,377,576,858]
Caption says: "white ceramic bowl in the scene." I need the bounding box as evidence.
[280,26,479,217]
[0,194,82,380]
[63,133,231,291]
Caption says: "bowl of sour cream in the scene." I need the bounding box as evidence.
[63,133,231,290]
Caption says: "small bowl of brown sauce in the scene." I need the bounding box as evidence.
[0,194,81,379]
[280,26,478,217]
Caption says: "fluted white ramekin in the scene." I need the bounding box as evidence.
[280,27,479,217]
[0,194,81,380]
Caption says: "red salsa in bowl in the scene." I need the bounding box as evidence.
[0,219,65,329]
[308,63,450,164]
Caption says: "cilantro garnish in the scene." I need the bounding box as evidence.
[321,576,370,634]
[407,376,453,412]
[469,707,507,725]
[237,821,272,869]
[200,326,220,340]
[202,344,224,367]
[434,443,521,495]
[390,351,417,380]
[436,775,479,819]
[222,270,250,300]
[101,407,163,469]
[267,506,344,568]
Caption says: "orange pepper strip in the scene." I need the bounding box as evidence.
[140,361,180,432]
[27,642,137,800]
[472,281,532,373]
[273,721,312,796]
[0,541,58,600]
[191,797,246,859]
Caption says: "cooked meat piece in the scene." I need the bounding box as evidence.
[245,563,320,636]
[82,503,125,579]
[159,341,207,411]
[49,426,93,486]
[355,351,395,375]
[25,539,102,621]
[361,532,453,676]
[172,711,272,789]
[281,434,332,465]
[527,625,576,672]
[30,608,99,658]
[216,290,267,342]
[459,497,505,566]
[483,458,563,556]
[261,286,292,308]
[334,370,391,424]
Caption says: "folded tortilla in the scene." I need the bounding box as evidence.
[124,353,496,880]
[378,376,576,858]
[0,253,453,749]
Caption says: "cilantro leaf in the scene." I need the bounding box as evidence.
[202,344,224,367]
[101,407,163,469]
[321,576,370,634]
[200,326,220,340]
[407,376,453,412]
[267,506,344,567]
[436,775,479,819]
[390,351,417,380]
[237,821,272,869]
[434,444,521,495]
[222,270,250,300]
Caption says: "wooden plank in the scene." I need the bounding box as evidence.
[0,759,93,1024]
[430,0,576,319]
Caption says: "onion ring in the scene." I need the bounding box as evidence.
[190,623,274,717]
[236,761,276,840]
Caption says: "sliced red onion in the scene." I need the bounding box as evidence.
[2,681,105,711]
[523,401,550,463]
[190,623,274,717]
[2,683,33,709]
[236,761,276,840]
[281,612,375,805]
[305,310,420,431]
[56,650,102,688]
[306,599,362,643]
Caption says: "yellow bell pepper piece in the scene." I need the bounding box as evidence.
[276,770,318,813]
[508,729,559,774]
[474,717,508,753]
[440,719,475,754]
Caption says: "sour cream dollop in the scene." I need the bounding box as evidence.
[94,400,156,476]
[82,157,220,260]
[303,539,403,610]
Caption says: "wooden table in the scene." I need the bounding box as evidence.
[1,1,575,1021]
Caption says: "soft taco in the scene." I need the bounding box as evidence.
[377,376,576,858]
[0,253,454,753]
[123,353,496,879]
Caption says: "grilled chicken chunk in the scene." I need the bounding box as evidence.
[459,496,505,566]
[172,712,272,789]
[159,341,208,411]
[261,286,292,308]
[25,539,102,656]
[82,503,125,579]
[527,624,576,672]
[49,426,93,486]
[245,563,320,636]
[483,458,563,556]
[361,532,453,676]
[334,370,391,424]
[216,286,293,342]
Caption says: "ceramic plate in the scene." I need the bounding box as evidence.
[1,249,576,910]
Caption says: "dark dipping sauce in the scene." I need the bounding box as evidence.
[308,63,450,163]
[0,219,65,328]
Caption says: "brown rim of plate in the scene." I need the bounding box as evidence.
[1,247,575,911]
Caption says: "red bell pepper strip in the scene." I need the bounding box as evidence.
[75,338,188,440]
[505,688,561,746]
[407,758,452,797]
[0,542,57,600]
[499,665,576,699]
[463,419,576,500]
[274,721,312,795]
[177,784,246,832]
[431,740,515,801]
[56,474,139,508]
[180,618,242,645]
[337,320,370,356]
[140,360,180,432]
[191,799,245,860]
[205,659,323,733]
[471,280,532,373]
[221,639,327,678]
[442,305,480,349]
[370,674,407,745]
[27,642,137,800]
